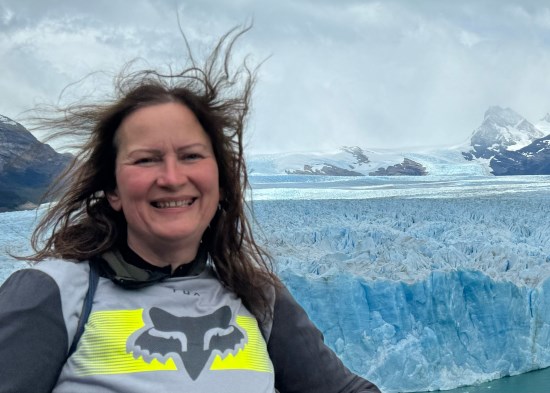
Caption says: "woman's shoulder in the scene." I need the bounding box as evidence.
[28,259,91,319]
[32,258,90,283]
[1,258,89,291]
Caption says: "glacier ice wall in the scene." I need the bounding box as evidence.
[280,270,550,392]
[252,194,550,392]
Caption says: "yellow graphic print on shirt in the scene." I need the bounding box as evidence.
[71,307,273,379]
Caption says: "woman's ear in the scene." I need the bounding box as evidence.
[106,190,122,211]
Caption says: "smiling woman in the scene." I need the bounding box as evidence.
[0,25,380,393]
[107,103,221,268]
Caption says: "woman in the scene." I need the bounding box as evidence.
[0,27,380,392]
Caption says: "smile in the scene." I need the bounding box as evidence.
[152,199,196,208]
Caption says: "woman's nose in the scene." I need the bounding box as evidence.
[156,158,186,187]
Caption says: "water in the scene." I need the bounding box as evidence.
[414,366,550,393]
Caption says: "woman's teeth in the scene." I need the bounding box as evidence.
[153,199,195,208]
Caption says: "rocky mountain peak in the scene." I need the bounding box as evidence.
[0,114,24,128]
[536,113,550,134]
[482,106,523,128]
[468,106,544,159]
[0,114,71,211]
[0,115,39,156]
[341,146,369,165]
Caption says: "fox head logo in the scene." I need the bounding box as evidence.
[128,306,246,380]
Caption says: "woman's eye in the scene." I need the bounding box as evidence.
[182,153,203,161]
[134,157,157,164]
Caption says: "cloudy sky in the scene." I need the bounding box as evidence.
[2,0,550,153]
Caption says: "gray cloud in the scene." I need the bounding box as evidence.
[2,0,550,152]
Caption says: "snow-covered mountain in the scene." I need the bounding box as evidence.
[460,106,550,175]
[248,147,371,176]
[488,133,550,175]
[248,146,489,177]
[248,105,550,177]
[455,108,550,176]
[467,106,544,158]
[536,113,550,133]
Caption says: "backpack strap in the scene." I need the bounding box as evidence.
[67,259,100,358]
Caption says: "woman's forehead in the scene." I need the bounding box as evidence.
[114,103,211,149]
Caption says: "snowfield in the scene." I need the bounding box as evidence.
[2,175,550,392]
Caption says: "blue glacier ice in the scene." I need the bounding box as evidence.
[249,175,550,392]
[2,175,550,392]
[279,269,550,392]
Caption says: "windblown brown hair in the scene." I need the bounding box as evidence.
[26,25,279,320]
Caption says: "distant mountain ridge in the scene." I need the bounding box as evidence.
[2,105,550,213]
[468,106,544,159]
[249,105,550,177]
[462,106,550,175]
[0,115,71,211]
[489,134,550,175]
[249,146,474,177]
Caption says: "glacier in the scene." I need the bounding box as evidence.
[250,175,550,392]
[247,145,492,177]
[2,175,550,392]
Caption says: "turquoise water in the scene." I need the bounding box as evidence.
[414,367,550,393]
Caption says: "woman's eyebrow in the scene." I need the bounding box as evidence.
[125,143,210,156]
[175,144,213,154]
[177,143,209,150]
[126,148,163,156]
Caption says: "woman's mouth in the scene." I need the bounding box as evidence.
[152,198,196,208]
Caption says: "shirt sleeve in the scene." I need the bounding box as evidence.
[268,285,381,393]
[0,269,68,393]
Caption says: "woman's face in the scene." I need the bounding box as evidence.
[107,102,220,261]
